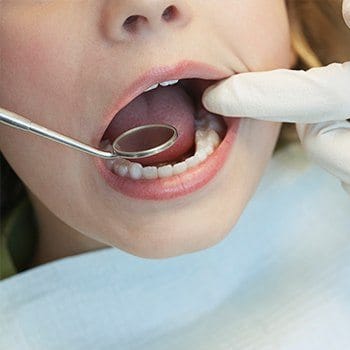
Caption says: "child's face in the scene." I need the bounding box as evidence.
[0,1,294,258]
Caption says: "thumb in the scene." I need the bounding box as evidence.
[296,120,350,188]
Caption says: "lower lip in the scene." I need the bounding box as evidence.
[96,117,240,200]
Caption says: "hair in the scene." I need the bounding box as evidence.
[1,0,350,259]
[289,0,350,66]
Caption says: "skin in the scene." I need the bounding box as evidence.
[0,0,295,265]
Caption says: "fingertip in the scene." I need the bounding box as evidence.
[201,82,220,113]
[202,76,249,117]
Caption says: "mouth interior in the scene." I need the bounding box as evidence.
[101,79,227,167]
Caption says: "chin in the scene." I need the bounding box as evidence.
[107,218,235,259]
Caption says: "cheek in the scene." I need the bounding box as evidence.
[1,10,57,101]
[0,6,94,205]
[0,5,86,134]
[236,120,282,180]
[221,0,292,70]
[0,128,76,208]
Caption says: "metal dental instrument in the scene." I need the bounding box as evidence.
[0,107,178,160]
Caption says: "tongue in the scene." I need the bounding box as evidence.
[104,85,195,166]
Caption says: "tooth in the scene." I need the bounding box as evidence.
[204,144,214,156]
[196,149,208,162]
[158,165,174,178]
[207,130,220,147]
[106,159,115,170]
[115,160,130,177]
[129,163,143,180]
[173,162,188,175]
[195,129,208,141]
[143,166,158,180]
[160,80,179,87]
[102,144,115,170]
[196,138,208,150]
[103,144,113,152]
[145,83,159,92]
[118,166,128,177]
[196,134,216,156]
[185,155,201,169]
[195,113,225,135]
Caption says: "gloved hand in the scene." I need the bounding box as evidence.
[203,1,350,196]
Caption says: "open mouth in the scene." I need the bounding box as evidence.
[95,62,240,200]
[101,78,227,174]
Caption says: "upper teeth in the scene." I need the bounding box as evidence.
[145,79,179,92]
[160,79,178,87]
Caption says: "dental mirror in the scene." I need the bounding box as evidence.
[0,107,178,160]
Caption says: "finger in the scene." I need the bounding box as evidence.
[296,121,350,186]
[202,63,350,123]
[343,0,350,28]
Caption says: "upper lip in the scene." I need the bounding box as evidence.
[94,60,232,145]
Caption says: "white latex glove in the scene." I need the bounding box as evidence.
[203,1,350,196]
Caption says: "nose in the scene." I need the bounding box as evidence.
[103,1,193,41]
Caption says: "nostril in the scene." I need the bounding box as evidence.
[162,5,179,22]
[123,15,148,33]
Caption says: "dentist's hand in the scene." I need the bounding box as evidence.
[203,2,350,196]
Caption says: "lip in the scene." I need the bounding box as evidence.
[95,60,240,200]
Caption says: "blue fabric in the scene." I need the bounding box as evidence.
[1,144,349,350]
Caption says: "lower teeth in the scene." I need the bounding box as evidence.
[101,115,224,180]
